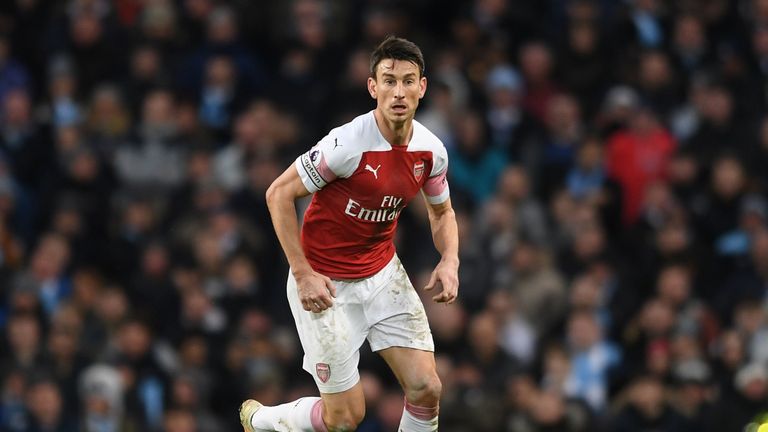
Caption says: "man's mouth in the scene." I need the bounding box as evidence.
[392,104,407,112]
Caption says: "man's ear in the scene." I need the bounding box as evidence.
[419,76,427,99]
[367,77,377,99]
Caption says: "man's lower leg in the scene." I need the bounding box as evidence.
[398,399,438,432]
[242,397,327,432]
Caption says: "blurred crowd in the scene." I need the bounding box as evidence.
[3,0,768,431]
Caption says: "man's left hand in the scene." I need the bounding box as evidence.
[424,258,459,304]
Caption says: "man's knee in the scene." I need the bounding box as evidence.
[323,402,365,431]
[405,373,442,406]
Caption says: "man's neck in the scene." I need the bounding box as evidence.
[374,109,412,147]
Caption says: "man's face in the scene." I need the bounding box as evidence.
[368,59,426,124]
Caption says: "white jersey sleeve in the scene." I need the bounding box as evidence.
[294,128,361,193]
[419,130,451,205]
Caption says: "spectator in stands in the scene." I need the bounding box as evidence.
[448,108,507,206]
[24,378,78,432]
[2,313,44,377]
[79,364,136,432]
[564,311,621,411]
[484,64,541,161]
[611,375,694,431]
[536,93,583,197]
[0,89,53,192]
[0,34,29,102]
[606,106,675,225]
[84,84,131,158]
[686,82,756,167]
[499,240,567,337]
[115,89,185,192]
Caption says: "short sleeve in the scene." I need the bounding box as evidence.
[294,132,359,193]
[422,146,450,204]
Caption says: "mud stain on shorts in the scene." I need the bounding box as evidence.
[407,304,432,345]
[314,306,350,363]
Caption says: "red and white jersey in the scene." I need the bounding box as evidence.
[295,111,450,279]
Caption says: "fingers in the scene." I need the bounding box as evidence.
[300,299,316,312]
[301,297,330,313]
[424,271,438,291]
[324,276,337,298]
[299,274,335,313]
[315,290,334,309]
[433,289,457,304]
[445,282,458,304]
[447,290,458,304]
[432,293,447,302]
[431,272,458,304]
[302,292,333,312]
[432,288,455,303]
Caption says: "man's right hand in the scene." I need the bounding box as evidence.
[295,270,337,313]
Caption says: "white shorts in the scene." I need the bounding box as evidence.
[287,254,434,394]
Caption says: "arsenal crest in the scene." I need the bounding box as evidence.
[413,161,425,181]
[316,363,331,383]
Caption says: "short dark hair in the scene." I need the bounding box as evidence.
[370,36,425,78]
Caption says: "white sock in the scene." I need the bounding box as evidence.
[251,397,325,432]
[398,400,438,432]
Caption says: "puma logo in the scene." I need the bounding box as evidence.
[365,164,381,179]
[333,138,341,149]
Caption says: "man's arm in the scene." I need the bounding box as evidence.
[422,194,459,304]
[266,165,336,312]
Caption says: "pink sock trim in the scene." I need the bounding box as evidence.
[310,400,328,432]
[404,398,439,421]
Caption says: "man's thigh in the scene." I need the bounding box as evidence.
[287,273,368,393]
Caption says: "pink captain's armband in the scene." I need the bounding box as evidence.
[423,171,450,204]
[296,148,338,192]
[316,156,336,183]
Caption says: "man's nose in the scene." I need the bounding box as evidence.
[393,82,405,98]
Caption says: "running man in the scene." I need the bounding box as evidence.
[240,36,459,432]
